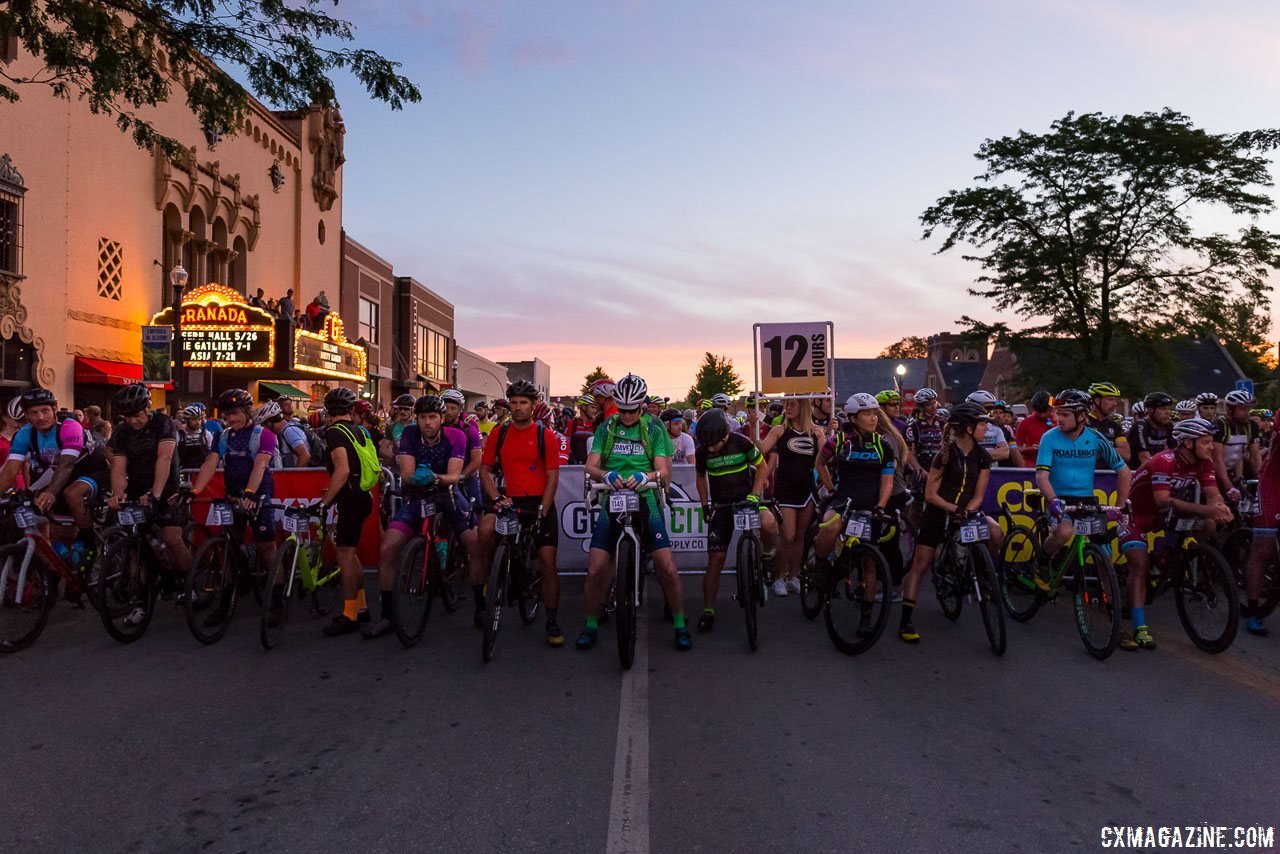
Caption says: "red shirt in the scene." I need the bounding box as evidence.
[481,422,560,498]
[1015,412,1054,458]
[1129,449,1217,528]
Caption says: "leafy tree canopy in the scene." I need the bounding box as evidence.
[686,353,743,402]
[878,336,928,359]
[580,366,610,396]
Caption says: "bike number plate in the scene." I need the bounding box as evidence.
[1174,517,1203,532]
[14,507,36,529]
[609,492,640,513]
[282,514,308,534]
[1238,498,1255,515]
[418,500,437,518]
[208,503,235,526]
[959,522,989,543]
[118,507,146,526]
[1073,517,1104,536]
[844,517,870,539]
[734,511,760,531]
[495,515,521,536]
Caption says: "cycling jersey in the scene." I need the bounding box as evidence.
[399,424,467,474]
[216,425,277,496]
[822,429,894,510]
[1014,412,1054,457]
[8,418,105,487]
[176,426,212,470]
[1035,427,1126,498]
[931,443,992,507]
[1126,418,1173,468]
[1255,431,1280,531]
[905,416,944,469]
[696,433,762,504]
[387,419,410,447]
[481,422,560,498]
[1214,417,1259,475]
[670,431,696,463]
[592,416,673,484]
[475,417,496,437]
[108,413,179,499]
[276,421,309,468]
[1086,414,1125,449]
[1128,449,1216,531]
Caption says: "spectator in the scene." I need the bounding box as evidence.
[279,288,296,323]
[306,291,331,329]
[293,308,307,330]
[266,297,279,317]
[83,405,112,441]
[0,397,25,488]
[250,287,269,311]
[1015,390,1055,460]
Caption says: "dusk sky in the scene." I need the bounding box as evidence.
[329,0,1280,397]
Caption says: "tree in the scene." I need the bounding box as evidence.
[878,336,928,359]
[580,366,610,396]
[686,353,743,402]
[0,1,420,155]
[921,110,1280,384]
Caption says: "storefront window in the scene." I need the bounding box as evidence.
[0,153,25,279]
[0,336,34,384]
[414,324,449,382]
[358,297,379,345]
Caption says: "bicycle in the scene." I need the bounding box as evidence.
[392,485,464,648]
[711,499,775,652]
[1116,510,1239,653]
[95,491,193,644]
[0,490,109,653]
[182,495,269,645]
[588,480,664,670]
[933,510,1006,656]
[820,501,894,656]
[999,496,1121,659]
[1219,480,1280,619]
[260,502,341,650]
[481,504,543,662]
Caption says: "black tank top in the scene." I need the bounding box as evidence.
[774,425,818,493]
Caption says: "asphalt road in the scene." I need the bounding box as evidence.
[3,575,1279,854]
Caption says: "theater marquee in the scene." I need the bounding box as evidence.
[293,314,367,382]
[149,283,275,368]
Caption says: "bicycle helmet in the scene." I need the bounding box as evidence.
[576,395,593,409]
[1030,389,1052,413]
[5,396,23,422]
[990,400,1011,413]
[354,399,373,417]
[683,408,696,421]
[965,390,998,407]
[589,377,616,398]
[1088,381,1121,398]
[441,389,466,406]
[1121,418,1133,433]
[254,400,283,425]
[506,379,539,401]
[393,393,416,409]
[1254,409,1274,419]
[533,401,552,423]
[1131,401,1146,419]
[1143,391,1174,409]
[946,401,991,426]
[190,402,207,413]
[492,398,510,410]
[414,394,446,415]
[1195,392,1219,406]
[695,408,730,448]
[323,387,358,415]
[660,408,685,423]
[1052,389,1090,413]
[844,392,880,414]
[711,393,731,408]
[913,388,937,404]
[1175,399,1196,415]
[561,406,574,419]
[114,383,152,416]
[613,374,649,409]
[19,387,56,412]
[874,390,901,405]
[1224,389,1255,407]
[216,388,253,414]
[1172,417,1215,442]
[698,399,712,410]
[180,404,203,419]
[935,407,950,421]
[309,410,326,429]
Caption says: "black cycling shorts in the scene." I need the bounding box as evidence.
[508,497,558,550]
[331,488,373,548]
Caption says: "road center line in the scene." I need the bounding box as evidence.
[606,609,650,854]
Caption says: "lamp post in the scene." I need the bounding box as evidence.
[895,363,906,394]
[452,358,459,389]
[170,264,189,411]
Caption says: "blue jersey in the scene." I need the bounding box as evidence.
[1035,426,1126,498]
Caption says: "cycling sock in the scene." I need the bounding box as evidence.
[1131,606,1146,629]
[356,589,367,612]
[380,590,394,618]
[672,613,686,630]
[702,607,715,616]
[900,598,916,628]
[342,598,359,621]
[472,584,485,610]
[586,615,599,631]
[546,607,558,624]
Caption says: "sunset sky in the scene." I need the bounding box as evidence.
[331,0,1280,397]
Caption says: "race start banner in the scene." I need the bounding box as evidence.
[754,322,832,395]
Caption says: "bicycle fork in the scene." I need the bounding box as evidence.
[0,538,38,606]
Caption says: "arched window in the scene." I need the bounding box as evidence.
[230,236,248,294]
[211,218,229,285]
[187,207,206,285]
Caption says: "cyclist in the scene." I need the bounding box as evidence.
[904,388,944,476]
[105,384,192,621]
[693,407,774,632]
[1014,390,1054,460]
[474,400,496,437]
[190,389,279,622]
[478,380,564,646]
[1213,389,1262,498]
[197,403,224,444]
[758,395,828,597]
[566,396,597,465]
[1174,399,1196,421]
[1195,392,1220,423]
[578,373,689,651]
[0,387,111,566]
[589,378,618,429]
[255,401,310,469]
[442,388,485,507]
[491,398,511,427]
[1034,389,1131,568]
[965,391,1013,464]
[381,393,416,460]
[1244,413,1280,637]
[1118,418,1232,650]
[898,402,1002,643]
[1086,381,1129,459]
[876,390,906,432]
[661,408,696,464]
[646,395,664,419]
[176,404,214,471]
[1126,392,1175,468]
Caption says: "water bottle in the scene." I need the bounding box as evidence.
[434,537,449,569]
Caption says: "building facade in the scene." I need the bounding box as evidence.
[339,233,396,407]
[456,347,509,407]
[393,277,456,397]
[498,359,551,400]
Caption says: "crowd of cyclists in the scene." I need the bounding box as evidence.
[0,370,1276,661]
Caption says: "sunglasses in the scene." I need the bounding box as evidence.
[616,406,642,414]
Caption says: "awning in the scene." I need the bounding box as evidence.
[74,357,172,389]
[259,381,311,400]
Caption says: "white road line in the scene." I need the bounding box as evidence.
[606,610,650,854]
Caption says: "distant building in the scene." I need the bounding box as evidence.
[925,332,988,404]
[832,358,928,411]
[499,358,551,400]
[456,347,509,406]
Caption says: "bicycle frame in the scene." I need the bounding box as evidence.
[0,499,87,606]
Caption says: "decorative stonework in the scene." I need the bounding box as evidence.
[66,309,142,332]
[154,147,261,250]
[66,344,139,363]
[0,153,24,189]
[309,105,345,212]
[0,274,55,387]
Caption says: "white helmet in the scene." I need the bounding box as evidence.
[254,401,282,425]
[844,392,879,414]
[614,374,649,409]
[1175,399,1196,415]
[914,388,938,403]
[441,389,466,406]
[180,404,203,419]
[965,390,998,407]
[1172,417,1215,442]
[1225,389,1254,407]
[1130,401,1146,419]
[6,397,23,422]
[1195,392,1219,406]
[936,407,950,421]
[711,393,731,408]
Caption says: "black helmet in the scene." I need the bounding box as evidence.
[217,388,253,413]
[114,383,152,416]
[1053,389,1090,413]
[506,379,539,401]
[695,408,730,448]
[324,387,358,415]
[659,408,685,423]
[1144,391,1174,409]
[1030,390,1052,414]
[19,387,57,412]
[393,393,416,409]
[946,401,992,426]
[414,394,446,415]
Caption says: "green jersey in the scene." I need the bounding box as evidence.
[593,416,673,481]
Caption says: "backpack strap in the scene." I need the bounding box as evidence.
[494,422,546,464]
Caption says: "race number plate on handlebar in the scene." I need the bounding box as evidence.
[959,522,990,543]
[844,515,871,540]
[208,502,235,527]
[282,513,308,534]
[1238,496,1256,515]
[734,510,760,531]
[1174,517,1204,532]
[118,506,148,526]
[609,491,640,514]
[495,514,521,536]
[418,500,437,518]
[1073,516,1105,536]
[14,506,37,529]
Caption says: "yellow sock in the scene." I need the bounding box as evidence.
[356,589,367,612]
[343,598,359,621]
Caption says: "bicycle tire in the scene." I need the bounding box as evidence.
[799,524,824,620]
[97,537,155,644]
[737,532,760,652]
[516,542,540,626]
[394,538,433,648]
[999,524,1043,623]
[971,544,1006,656]
[1174,543,1239,654]
[260,538,299,650]
[482,542,509,663]
[1072,542,1120,660]
[306,542,342,618]
[0,544,53,654]
[616,537,637,670]
[184,536,238,645]
[823,544,892,655]
[934,546,963,621]
[439,534,467,613]
[1221,527,1280,620]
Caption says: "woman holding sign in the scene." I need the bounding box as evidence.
[758,397,831,597]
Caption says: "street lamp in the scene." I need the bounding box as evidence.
[452,358,459,388]
[169,264,189,411]
[895,362,906,393]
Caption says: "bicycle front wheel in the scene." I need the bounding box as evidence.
[737,532,760,652]
[615,537,637,670]
[97,537,155,644]
[934,549,963,621]
[306,542,342,618]
[972,545,1006,656]
[0,544,53,654]
[482,543,510,663]
[1174,543,1239,654]
[799,526,824,620]
[184,536,238,645]
[516,544,541,626]
[999,524,1043,623]
[1072,543,1120,660]
[261,538,299,650]
[823,544,891,655]
[394,538,433,648]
